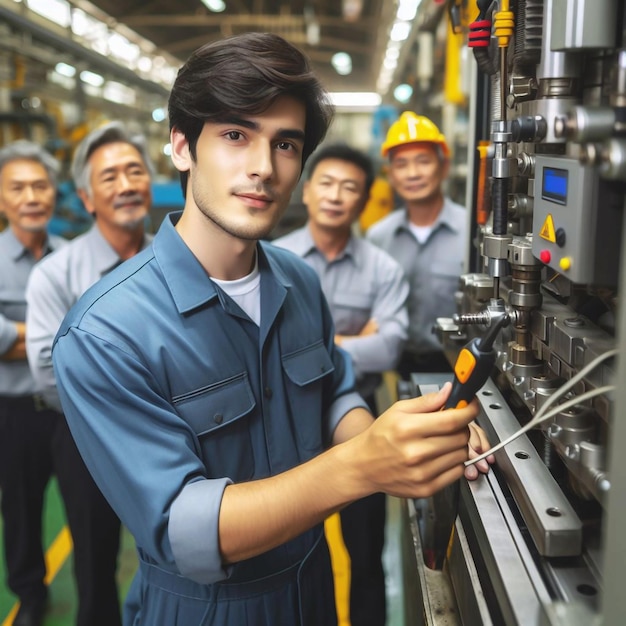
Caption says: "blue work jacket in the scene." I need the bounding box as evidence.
[53,212,366,625]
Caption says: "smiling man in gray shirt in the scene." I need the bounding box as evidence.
[273,142,408,626]
[25,122,154,626]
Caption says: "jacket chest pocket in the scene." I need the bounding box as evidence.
[173,373,256,481]
[282,341,335,452]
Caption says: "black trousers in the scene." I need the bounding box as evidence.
[339,492,387,626]
[0,396,122,626]
[338,392,386,626]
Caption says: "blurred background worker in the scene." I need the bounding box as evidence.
[366,112,467,379]
[0,141,66,626]
[24,121,154,626]
[273,142,409,626]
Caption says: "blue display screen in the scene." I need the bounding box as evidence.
[542,167,568,205]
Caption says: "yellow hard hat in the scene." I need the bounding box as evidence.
[381,111,449,158]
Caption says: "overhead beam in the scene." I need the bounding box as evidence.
[164,30,373,56]
[121,13,376,31]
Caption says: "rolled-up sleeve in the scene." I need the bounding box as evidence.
[169,478,233,583]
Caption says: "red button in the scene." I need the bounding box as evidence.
[540,249,551,263]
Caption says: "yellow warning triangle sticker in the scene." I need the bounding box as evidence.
[539,214,556,243]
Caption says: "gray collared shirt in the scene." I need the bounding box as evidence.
[0,227,66,396]
[25,223,153,410]
[273,224,409,400]
[366,198,468,355]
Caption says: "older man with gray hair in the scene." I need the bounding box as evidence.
[0,140,66,626]
[25,121,154,626]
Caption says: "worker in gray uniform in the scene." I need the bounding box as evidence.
[367,112,468,378]
[0,141,66,626]
[25,122,154,626]
[274,142,409,625]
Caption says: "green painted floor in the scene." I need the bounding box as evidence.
[0,479,138,626]
[0,480,407,625]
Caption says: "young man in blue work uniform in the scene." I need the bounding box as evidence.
[367,112,468,378]
[274,143,409,625]
[52,33,493,626]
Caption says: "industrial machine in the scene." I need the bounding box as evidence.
[401,1,626,624]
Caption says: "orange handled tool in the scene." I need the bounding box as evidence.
[445,314,510,410]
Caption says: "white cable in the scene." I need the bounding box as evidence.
[525,348,617,427]
[465,385,615,466]
[465,348,618,467]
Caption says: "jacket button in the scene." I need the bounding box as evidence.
[320,364,326,372]
[214,413,224,424]
[264,387,273,399]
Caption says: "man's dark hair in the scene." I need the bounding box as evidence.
[306,143,375,194]
[168,32,334,194]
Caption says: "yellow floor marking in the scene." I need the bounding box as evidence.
[2,526,73,626]
[325,512,351,626]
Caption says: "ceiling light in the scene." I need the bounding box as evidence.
[55,62,76,77]
[306,21,320,45]
[331,52,352,76]
[329,92,381,108]
[390,21,412,42]
[394,83,413,103]
[201,0,226,12]
[79,70,104,87]
[396,0,422,22]
[28,0,71,27]
[137,56,152,72]
[152,108,167,123]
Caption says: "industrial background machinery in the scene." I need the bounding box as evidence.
[401,1,626,624]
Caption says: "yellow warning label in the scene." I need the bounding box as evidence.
[539,214,556,243]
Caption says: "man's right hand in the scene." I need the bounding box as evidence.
[340,382,478,500]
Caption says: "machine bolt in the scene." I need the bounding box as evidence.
[564,317,585,328]
[548,423,562,438]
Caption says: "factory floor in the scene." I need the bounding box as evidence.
[0,375,410,626]
[0,480,407,626]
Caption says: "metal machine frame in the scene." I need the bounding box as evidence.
[404,1,626,623]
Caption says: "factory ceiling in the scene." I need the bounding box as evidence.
[83,0,392,93]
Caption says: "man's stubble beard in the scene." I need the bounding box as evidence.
[191,183,284,242]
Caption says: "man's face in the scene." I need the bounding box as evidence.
[80,142,151,231]
[303,158,368,234]
[171,95,305,241]
[388,142,448,205]
[0,159,55,234]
